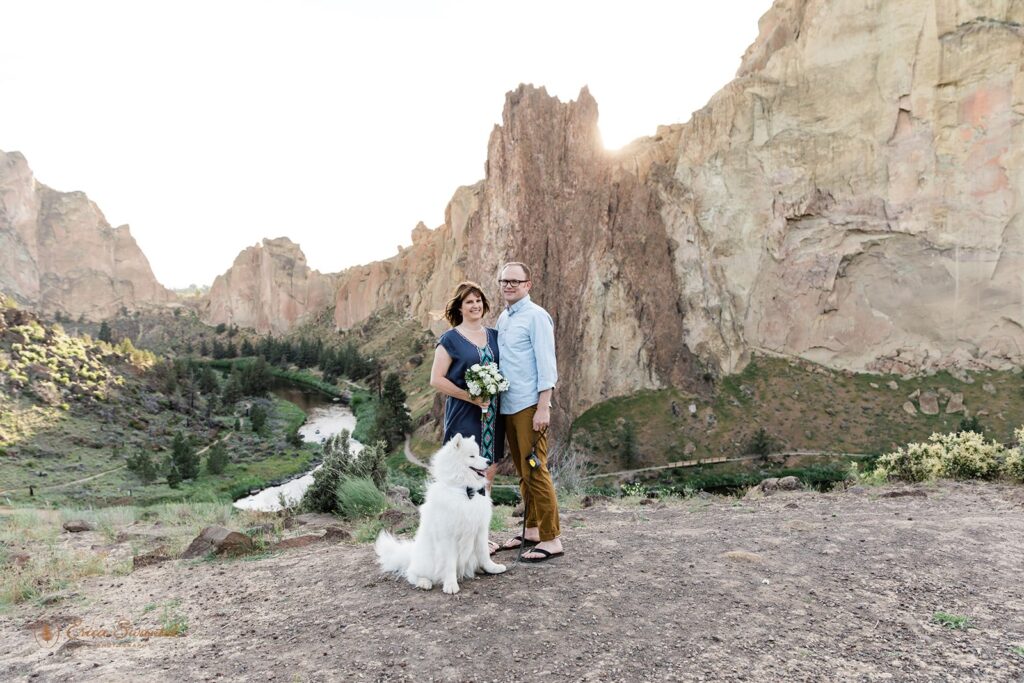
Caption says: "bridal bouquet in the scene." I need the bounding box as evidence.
[464,362,509,419]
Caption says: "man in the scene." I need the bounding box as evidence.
[496,262,563,562]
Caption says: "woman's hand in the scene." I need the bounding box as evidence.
[470,396,491,412]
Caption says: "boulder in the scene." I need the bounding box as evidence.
[901,401,917,416]
[180,525,254,559]
[945,393,964,414]
[323,526,351,543]
[386,484,412,507]
[777,476,802,491]
[881,489,927,499]
[62,520,93,533]
[133,546,172,570]
[272,534,323,551]
[887,381,899,391]
[919,392,940,415]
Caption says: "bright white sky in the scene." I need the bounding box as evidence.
[0,0,773,289]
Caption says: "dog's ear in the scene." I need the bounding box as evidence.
[451,434,462,447]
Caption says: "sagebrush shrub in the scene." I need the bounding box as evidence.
[876,428,1024,483]
[932,431,1003,479]
[875,441,943,482]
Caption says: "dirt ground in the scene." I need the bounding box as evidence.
[2,481,1023,682]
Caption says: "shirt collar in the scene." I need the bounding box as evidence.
[506,294,532,315]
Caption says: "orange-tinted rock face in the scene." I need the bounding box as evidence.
[329,0,1024,419]
[0,150,174,319]
[332,86,701,422]
[203,237,336,334]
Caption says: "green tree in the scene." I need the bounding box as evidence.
[206,442,230,475]
[373,373,412,450]
[301,430,355,513]
[620,420,638,468]
[222,366,244,406]
[126,450,159,484]
[98,321,112,343]
[240,357,271,395]
[168,431,199,481]
[956,415,985,435]
[250,404,268,434]
[198,365,219,395]
[749,427,774,458]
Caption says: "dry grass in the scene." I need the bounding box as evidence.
[0,543,108,608]
[0,501,273,610]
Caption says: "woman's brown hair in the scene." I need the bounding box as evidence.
[444,281,490,327]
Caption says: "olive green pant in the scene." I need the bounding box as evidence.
[504,405,561,541]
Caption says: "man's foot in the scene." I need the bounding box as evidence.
[488,540,500,556]
[522,539,563,562]
[497,534,539,551]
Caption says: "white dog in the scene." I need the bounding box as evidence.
[375,434,506,594]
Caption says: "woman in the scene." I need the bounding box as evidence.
[430,281,504,493]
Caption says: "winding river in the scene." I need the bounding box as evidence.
[232,382,363,512]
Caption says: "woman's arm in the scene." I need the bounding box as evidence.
[430,344,489,409]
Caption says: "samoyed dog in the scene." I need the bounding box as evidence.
[375,434,506,594]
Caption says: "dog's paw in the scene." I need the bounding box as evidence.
[442,581,460,595]
[415,578,433,590]
[484,562,507,574]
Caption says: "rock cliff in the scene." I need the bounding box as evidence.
[321,0,1024,422]
[203,237,336,334]
[0,150,174,319]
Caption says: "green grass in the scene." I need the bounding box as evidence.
[353,517,387,543]
[336,476,388,518]
[569,355,1024,479]
[350,391,377,444]
[932,611,971,630]
[1011,646,1024,657]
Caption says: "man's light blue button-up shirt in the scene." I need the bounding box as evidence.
[497,294,558,415]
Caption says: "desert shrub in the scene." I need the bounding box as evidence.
[875,441,944,482]
[301,430,355,513]
[621,481,647,498]
[336,476,388,519]
[1004,448,1024,482]
[932,431,1003,480]
[551,441,588,495]
[1004,426,1024,482]
[350,440,388,490]
[876,430,1011,482]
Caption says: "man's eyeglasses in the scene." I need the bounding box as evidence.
[499,279,529,288]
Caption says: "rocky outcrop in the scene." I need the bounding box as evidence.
[203,237,336,334]
[331,86,700,423]
[0,150,174,319]
[329,0,1024,424]
[204,0,1023,425]
[673,0,1024,376]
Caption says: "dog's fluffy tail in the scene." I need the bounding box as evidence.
[374,530,413,576]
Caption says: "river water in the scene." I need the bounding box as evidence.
[232,382,363,512]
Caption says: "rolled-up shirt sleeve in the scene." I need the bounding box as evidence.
[530,310,558,393]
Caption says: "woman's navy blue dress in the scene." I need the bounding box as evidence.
[438,328,504,464]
